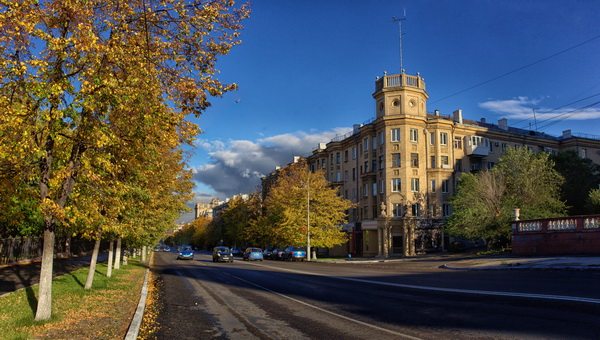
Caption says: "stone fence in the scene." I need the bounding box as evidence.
[512,215,600,255]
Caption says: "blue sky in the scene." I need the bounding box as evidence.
[186,0,600,212]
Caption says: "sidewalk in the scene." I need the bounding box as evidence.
[441,256,600,270]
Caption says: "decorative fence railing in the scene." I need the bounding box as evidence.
[0,236,95,265]
[512,214,600,255]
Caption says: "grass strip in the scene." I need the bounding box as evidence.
[0,259,146,339]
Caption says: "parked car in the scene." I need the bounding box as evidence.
[243,247,264,261]
[283,246,306,261]
[262,248,273,259]
[273,248,286,260]
[177,246,194,260]
[212,246,234,263]
[231,247,243,257]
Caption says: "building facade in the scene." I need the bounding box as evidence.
[306,72,600,257]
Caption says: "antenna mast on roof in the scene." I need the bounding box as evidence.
[392,9,407,74]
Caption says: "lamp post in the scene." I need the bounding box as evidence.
[306,170,311,262]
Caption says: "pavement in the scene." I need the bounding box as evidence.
[316,254,600,270]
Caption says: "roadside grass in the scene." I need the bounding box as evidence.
[0,259,146,339]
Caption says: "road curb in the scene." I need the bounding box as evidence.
[440,264,600,271]
[125,267,150,340]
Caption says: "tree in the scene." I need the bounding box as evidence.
[0,0,248,320]
[552,151,600,215]
[448,147,566,249]
[264,160,352,250]
[589,189,600,213]
[221,193,261,246]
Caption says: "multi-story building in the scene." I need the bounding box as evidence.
[306,72,600,257]
[194,198,223,220]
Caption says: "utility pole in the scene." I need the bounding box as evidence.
[393,9,407,74]
[306,170,311,261]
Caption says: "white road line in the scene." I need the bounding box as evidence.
[221,270,423,340]
[241,261,600,305]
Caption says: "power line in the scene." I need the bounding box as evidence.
[431,33,600,104]
[513,91,600,130]
[536,100,600,131]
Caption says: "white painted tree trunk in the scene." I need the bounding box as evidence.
[107,240,113,278]
[142,246,147,263]
[34,228,55,321]
[114,238,122,269]
[84,239,101,290]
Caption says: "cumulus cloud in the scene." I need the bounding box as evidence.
[479,96,600,121]
[193,128,350,197]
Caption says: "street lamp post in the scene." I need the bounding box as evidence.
[306,170,311,262]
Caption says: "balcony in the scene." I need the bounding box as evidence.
[464,136,489,157]
[375,73,426,93]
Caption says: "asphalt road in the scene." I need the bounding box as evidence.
[152,252,600,339]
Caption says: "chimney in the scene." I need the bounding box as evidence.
[453,109,463,124]
[562,129,572,138]
[293,156,301,163]
[353,124,361,134]
[498,118,508,131]
[434,109,440,117]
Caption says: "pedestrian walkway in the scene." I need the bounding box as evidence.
[441,256,600,270]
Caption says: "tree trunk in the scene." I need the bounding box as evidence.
[141,245,147,263]
[34,228,55,321]
[114,238,121,269]
[107,240,113,278]
[84,239,101,290]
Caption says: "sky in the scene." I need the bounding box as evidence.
[182,0,600,221]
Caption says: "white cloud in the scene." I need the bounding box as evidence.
[192,128,350,197]
[479,96,600,121]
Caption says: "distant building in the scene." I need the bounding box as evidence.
[194,198,223,220]
[301,72,600,257]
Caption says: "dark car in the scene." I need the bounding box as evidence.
[212,246,234,263]
[243,247,264,261]
[273,248,286,260]
[177,246,194,260]
[283,246,306,261]
[231,247,243,257]
[262,248,273,259]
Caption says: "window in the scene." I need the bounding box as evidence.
[580,148,587,158]
[441,155,449,167]
[411,153,419,168]
[363,183,368,197]
[410,128,418,142]
[442,179,449,193]
[352,188,356,199]
[372,135,377,150]
[429,132,435,145]
[411,203,421,217]
[352,147,357,159]
[442,203,452,217]
[440,132,448,145]
[335,172,341,182]
[455,159,462,172]
[379,156,384,170]
[454,137,462,149]
[372,182,377,197]
[352,168,356,181]
[378,131,384,146]
[391,128,400,142]
[430,156,436,169]
[379,179,384,193]
[392,153,401,168]
[364,161,368,173]
[391,178,401,192]
[431,179,436,193]
[344,170,348,181]
[487,161,495,170]
[393,203,402,217]
[371,160,377,172]
[411,178,420,192]
[363,137,369,153]
[336,152,340,164]
[344,150,348,162]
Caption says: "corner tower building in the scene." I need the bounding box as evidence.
[307,72,600,257]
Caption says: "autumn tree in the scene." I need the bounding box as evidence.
[220,193,261,247]
[0,0,248,320]
[264,160,352,251]
[448,147,566,249]
[552,151,600,215]
[589,189,600,213]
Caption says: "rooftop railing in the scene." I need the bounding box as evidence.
[375,73,426,92]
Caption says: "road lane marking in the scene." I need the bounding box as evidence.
[221,270,424,340]
[241,262,600,305]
